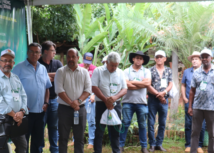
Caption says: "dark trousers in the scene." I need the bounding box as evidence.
[58,104,86,153]
[185,103,205,148]
[94,102,121,153]
[26,112,45,153]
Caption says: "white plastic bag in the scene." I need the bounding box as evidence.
[100,109,122,125]
[168,82,178,98]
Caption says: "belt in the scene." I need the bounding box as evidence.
[59,104,85,108]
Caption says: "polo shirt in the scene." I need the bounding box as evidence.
[12,59,52,113]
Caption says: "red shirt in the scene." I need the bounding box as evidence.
[79,63,96,78]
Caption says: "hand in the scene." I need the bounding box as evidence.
[188,107,193,116]
[43,104,48,112]
[156,92,166,99]
[49,76,54,82]
[106,96,117,104]
[158,96,167,104]
[70,100,80,111]
[17,120,22,126]
[89,95,95,103]
[104,98,114,110]
[14,112,24,122]
[183,97,188,103]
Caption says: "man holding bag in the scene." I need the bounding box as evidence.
[119,51,151,153]
[91,52,127,153]
[0,49,28,152]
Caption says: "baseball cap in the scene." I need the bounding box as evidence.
[83,52,93,64]
[1,49,15,58]
[155,50,166,57]
[200,48,213,57]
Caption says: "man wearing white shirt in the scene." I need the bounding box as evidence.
[91,52,127,153]
[54,48,91,153]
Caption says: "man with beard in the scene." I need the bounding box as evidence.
[13,43,52,153]
[0,49,28,152]
[119,51,151,153]
[181,51,205,153]
[54,48,91,153]
[188,48,214,153]
[147,50,173,152]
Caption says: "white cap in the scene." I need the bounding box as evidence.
[1,49,15,58]
[200,48,213,57]
[155,50,166,57]
[102,55,108,62]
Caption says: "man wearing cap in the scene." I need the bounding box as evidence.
[0,49,28,152]
[13,43,52,153]
[38,41,63,153]
[92,52,127,153]
[147,50,173,152]
[181,51,205,153]
[75,52,96,149]
[188,48,214,153]
[119,51,151,153]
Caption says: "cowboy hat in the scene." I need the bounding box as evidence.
[129,51,150,65]
[187,51,201,62]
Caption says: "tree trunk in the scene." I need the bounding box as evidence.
[60,52,64,65]
[170,51,179,120]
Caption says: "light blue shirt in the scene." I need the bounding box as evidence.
[0,70,28,115]
[91,65,127,102]
[13,59,52,113]
[191,64,214,111]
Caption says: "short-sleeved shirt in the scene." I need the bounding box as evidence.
[181,67,194,99]
[149,66,172,98]
[79,63,96,78]
[54,65,92,106]
[0,70,28,115]
[12,59,52,113]
[121,65,151,104]
[91,65,127,102]
[38,57,63,99]
[191,65,214,111]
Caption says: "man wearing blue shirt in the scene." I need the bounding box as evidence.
[0,49,28,152]
[13,43,52,153]
[181,51,205,153]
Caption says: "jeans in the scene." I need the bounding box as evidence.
[148,96,168,147]
[120,103,148,148]
[94,102,121,153]
[26,112,45,153]
[185,103,205,148]
[40,98,59,153]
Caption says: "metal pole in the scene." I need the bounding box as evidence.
[26,0,33,44]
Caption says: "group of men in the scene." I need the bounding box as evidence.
[0,39,214,153]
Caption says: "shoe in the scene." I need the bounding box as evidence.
[197,148,204,153]
[149,146,155,152]
[87,144,93,149]
[185,147,191,152]
[141,148,149,153]
[155,146,167,152]
[120,147,124,152]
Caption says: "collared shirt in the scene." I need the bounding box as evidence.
[121,65,151,104]
[191,65,214,111]
[149,65,172,98]
[181,67,194,99]
[79,63,96,78]
[38,57,63,99]
[0,70,28,115]
[12,59,52,113]
[54,65,92,106]
[91,65,127,102]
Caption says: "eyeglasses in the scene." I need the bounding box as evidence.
[28,50,41,55]
[0,60,15,64]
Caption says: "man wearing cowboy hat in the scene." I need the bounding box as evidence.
[147,50,173,152]
[181,51,205,153]
[119,51,151,153]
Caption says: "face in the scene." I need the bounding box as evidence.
[106,61,119,73]
[0,55,15,74]
[67,50,79,68]
[201,54,212,67]
[132,55,144,66]
[83,63,90,69]
[27,46,41,64]
[155,55,166,65]
[44,45,56,60]
[191,56,201,68]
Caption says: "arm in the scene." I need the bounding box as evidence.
[48,73,56,82]
[147,85,159,96]
[131,78,151,88]
[156,82,173,98]
[43,89,50,112]
[92,86,107,102]
[58,92,79,110]
[181,83,188,103]
[126,80,141,90]
[188,87,196,116]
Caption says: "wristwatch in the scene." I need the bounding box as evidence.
[44,102,49,105]
[164,90,168,95]
[20,109,25,115]
[78,99,83,104]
